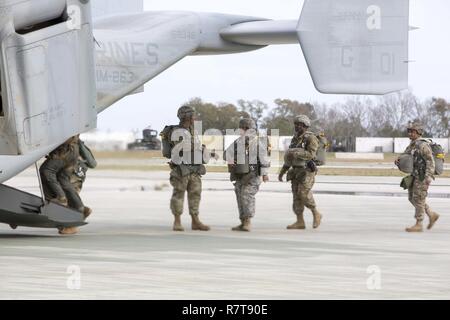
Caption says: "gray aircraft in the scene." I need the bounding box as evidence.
[0,0,411,230]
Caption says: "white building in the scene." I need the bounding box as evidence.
[356,138,394,153]
[357,137,450,153]
[80,131,136,151]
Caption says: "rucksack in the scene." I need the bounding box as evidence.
[314,133,329,166]
[160,125,176,159]
[418,139,446,176]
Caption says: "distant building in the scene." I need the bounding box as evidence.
[80,131,136,151]
[356,137,450,153]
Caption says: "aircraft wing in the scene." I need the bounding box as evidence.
[91,0,144,18]
[222,0,410,95]
[297,0,410,95]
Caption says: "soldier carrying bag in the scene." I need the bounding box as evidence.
[160,125,176,159]
[285,131,328,169]
[400,175,414,190]
[418,139,446,176]
[314,133,329,166]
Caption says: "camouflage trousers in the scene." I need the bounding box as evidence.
[289,169,317,216]
[408,176,433,221]
[70,174,84,193]
[169,170,202,216]
[40,158,67,200]
[234,172,261,219]
[59,170,84,211]
[40,159,85,212]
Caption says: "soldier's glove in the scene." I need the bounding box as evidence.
[211,149,220,161]
[278,166,289,182]
[307,160,318,173]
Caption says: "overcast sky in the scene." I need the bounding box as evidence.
[96,0,450,133]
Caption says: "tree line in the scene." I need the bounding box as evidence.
[185,92,449,150]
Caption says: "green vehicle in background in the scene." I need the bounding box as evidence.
[127,128,162,151]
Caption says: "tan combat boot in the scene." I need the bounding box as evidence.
[312,209,323,229]
[427,212,440,230]
[232,220,244,231]
[406,220,423,233]
[173,215,184,232]
[241,218,251,232]
[58,227,79,235]
[191,215,210,231]
[83,207,92,220]
[287,214,306,230]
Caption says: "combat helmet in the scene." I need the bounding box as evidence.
[177,105,195,120]
[294,115,311,127]
[239,118,256,130]
[407,121,424,135]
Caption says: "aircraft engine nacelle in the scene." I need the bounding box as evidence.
[0,0,97,155]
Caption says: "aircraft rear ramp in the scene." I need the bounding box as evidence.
[0,184,87,229]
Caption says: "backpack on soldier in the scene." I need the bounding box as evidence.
[160,125,176,159]
[314,133,328,166]
[418,139,446,176]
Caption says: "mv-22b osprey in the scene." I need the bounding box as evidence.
[0,0,410,231]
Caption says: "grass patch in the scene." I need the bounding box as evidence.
[96,164,450,177]
[93,150,450,164]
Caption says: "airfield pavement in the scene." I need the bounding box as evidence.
[0,169,449,300]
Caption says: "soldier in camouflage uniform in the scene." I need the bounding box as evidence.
[61,137,98,220]
[161,105,212,232]
[40,141,74,208]
[278,115,323,230]
[40,136,88,235]
[224,118,270,232]
[70,138,97,193]
[395,122,440,232]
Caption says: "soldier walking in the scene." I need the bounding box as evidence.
[278,115,323,230]
[395,122,440,232]
[160,106,213,232]
[224,118,270,232]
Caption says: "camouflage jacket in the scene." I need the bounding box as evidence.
[281,131,319,172]
[78,140,97,169]
[224,135,271,180]
[71,140,97,182]
[165,124,208,176]
[48,140,79,170]
[404,139,435,181]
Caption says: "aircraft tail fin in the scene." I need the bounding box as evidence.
[298,0,410,95]
[91,0,144,18]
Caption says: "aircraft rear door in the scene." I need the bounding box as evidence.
[0,0,97,155]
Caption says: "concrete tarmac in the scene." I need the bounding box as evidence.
[1,170,449,300]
